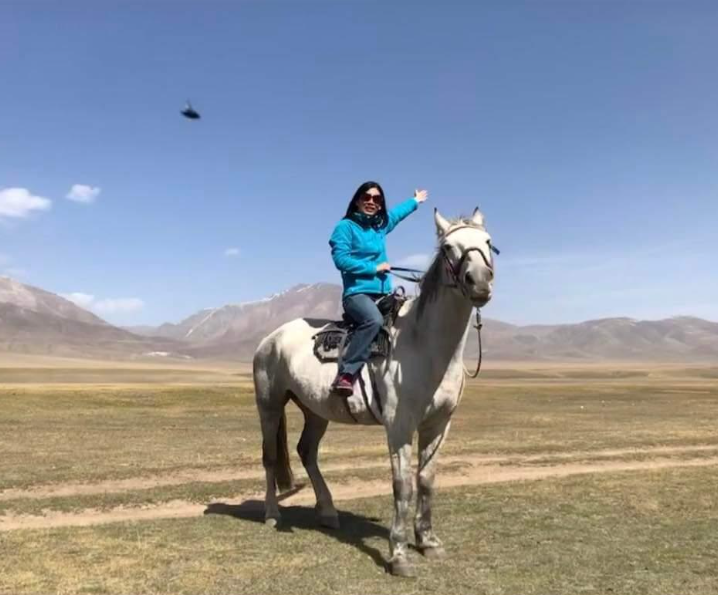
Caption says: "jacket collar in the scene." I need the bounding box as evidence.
[350,211,382,229]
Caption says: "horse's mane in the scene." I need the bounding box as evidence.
[415,217,486,319]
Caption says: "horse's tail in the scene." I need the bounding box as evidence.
[274,409,294,492]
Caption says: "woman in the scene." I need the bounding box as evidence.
[329,181,428,396]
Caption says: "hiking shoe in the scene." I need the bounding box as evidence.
[332,373,354,397]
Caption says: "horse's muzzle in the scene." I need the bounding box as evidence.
[470,287,492,307]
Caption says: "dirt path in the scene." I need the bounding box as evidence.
[2,446,718,532]
[2,443,717,502]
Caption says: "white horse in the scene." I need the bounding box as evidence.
[252,208,495,576]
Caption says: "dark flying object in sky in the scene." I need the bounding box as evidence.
[181,101,200,120]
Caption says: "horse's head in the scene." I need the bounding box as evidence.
[434,208,495,307]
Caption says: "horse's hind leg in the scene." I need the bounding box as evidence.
[295,400,339,529]
[257,402,291,527]
[415,417,451,559]
[255,362,294,528]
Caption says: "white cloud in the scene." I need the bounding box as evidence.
[61,293,144,314]
[66,184,101,204]
[0,187,52,219]
[94,297,144,313]
[61,292,96,309]
[395,253,432,269]
[224,247,240,257]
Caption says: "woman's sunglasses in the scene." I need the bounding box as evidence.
[360,193,382,204]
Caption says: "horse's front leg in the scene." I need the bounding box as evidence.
[415,417,451,559]
[387,436,415,577]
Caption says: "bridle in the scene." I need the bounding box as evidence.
[439,224,498,378]
[390,223,500,378]
[438,224,498,298]
[391,224,500,287]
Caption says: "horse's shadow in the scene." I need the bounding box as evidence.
[204,486,389,569]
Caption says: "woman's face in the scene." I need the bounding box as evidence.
[356,188,382,216]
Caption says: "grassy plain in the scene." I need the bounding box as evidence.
[1,358,717,594]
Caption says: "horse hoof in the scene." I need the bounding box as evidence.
[388,559,416,578]
[420,546,446,560]
[265,517,279,529]
[318,514,340,530]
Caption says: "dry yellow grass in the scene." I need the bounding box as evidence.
[1,360,717,594]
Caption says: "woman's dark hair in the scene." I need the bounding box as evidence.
[343,181,388,228]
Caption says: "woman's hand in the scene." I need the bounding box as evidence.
[376,262,391,273]
[414,189,429,203]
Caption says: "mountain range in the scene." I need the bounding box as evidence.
[2,276,717,362]
[0,276,183,359]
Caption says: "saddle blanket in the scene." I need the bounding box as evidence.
[312,291,405,363]
[312,325,391,363]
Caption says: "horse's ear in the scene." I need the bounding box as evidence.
[471,207,485,227]
[434,208,450,236]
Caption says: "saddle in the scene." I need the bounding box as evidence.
[313,290,407,363]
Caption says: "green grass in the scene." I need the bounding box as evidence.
[1,466,716,595]
[0,367,246,385]
[0,463,398,517]
[2,365,718,594]
[0,386,261,489]
[3,369,718,491]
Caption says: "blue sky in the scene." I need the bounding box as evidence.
[1,0,717,326]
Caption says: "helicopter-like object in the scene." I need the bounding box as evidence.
[181,101,201,120]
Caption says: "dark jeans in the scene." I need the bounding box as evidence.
[339,293,384,377]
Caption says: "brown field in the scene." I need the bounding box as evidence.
[1,357,717,594]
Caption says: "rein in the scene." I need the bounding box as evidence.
[387,224,500,379]
[389,266,425,283]
[437,225,496,377]
[465,309,483,378]
[388,269,488,379]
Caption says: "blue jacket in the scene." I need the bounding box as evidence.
[329,197,419,297]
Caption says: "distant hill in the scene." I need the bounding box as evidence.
[467,316,718,361]
[131,282,718,362]
[139,283,343,359]
[0,275,107,326]
[0,276,187,359]
[3,276,717,362]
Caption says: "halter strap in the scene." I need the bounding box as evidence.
[441,245,494,296]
